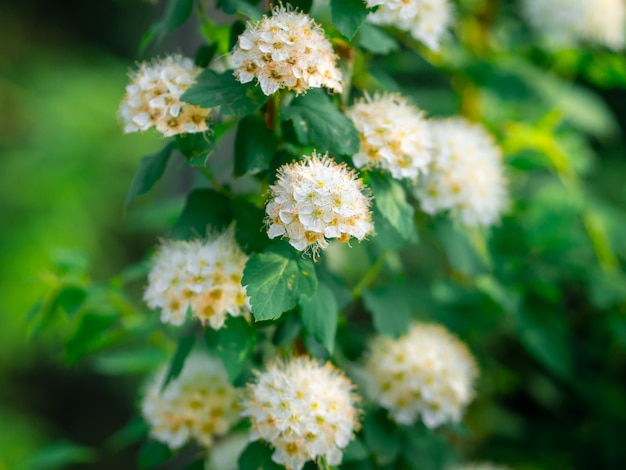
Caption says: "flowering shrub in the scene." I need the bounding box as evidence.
[27,0,626,469]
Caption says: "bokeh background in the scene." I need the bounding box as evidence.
[1,0,626,469]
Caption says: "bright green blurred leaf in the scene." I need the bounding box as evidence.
[331,0,370,39]
[206,316,257,382]
[357,23,400,55]
[362,284,411,337]
[65,309,119,364]
[368,172,415,241]
[27,441,95,470]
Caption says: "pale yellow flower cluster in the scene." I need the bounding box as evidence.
[231,6,343,95]
[119,55,210,137]
[142,354,240,449]
[241,357,359,470]
[364,322,478,428]
[265,152,373,255]
[144,229,250,329]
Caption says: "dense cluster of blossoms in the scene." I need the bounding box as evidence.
[521,0,625,50]
[241,357,359,470]
[265,152,373,254]
[231,5,343,95]
[141,354,240,449]
[119,55,210,136]
[143,229,250,329]
[364,322,478,428]
[347,93,432,180]
[414,118,507,227]
[365,0,454,50]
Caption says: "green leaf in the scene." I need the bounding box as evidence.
[106,417,148,452]
[162,334,196,391]
[272,313,303,346]
[55,284,87,316]
[175,132,215,167]
[172,189,233,240]
[363,410,401,465]
[125,143,174,209]
[343,437,370,462]
[137,440,172,469]
[182,70,268,116]
[92,346,169,375]
[217,0,263,19]
[231,196,271,252]
[368,172,415,240]
[234,115,278,177]
[27,441,95,470]
[362,285,411,337]
[434,220,486,277]
[65,310,119,363]
[239,441,283,470]
[331,0,369,39]
[288,0,312,11]
[205,316,257,382]
[281,89,360,155]
[357,23,400,55]
[299,283,338,353]
[243,245,318,321]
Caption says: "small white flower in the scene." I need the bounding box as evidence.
[231,5,343,95]
[141,353,240,449]
[242,357,360,470]
[265,152,374,256]
[521,0,625,50]
[347,93,433,180]
[365,0,454,51]
[413,118,507,227]
[364,322,478,428]
[119,55,211,137]
[144,228,250,329]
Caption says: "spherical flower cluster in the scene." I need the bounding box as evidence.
[231,6,343,95]
[347,93,432,180]
[242,357,360,470]
[265,152,373,255]
[143,229,250,329]
[414,118,507,227]
[521,0,625,50]
[365,0,454,51]
[119,55,210,137]
[364,322,478,428]
[141,354,240,449]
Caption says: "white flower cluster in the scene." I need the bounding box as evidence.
[414,118,507,227]
[347,93,432,180]
[242,357,359,470]
[365,0,454,50]
[521,0,625,50]
[364,322,478,428]
[141,354,240,449]
[144,229,250,329]
[231,6,343,95]
[119,55,210,137]
[265,152,373,255]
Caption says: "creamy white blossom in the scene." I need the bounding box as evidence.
[414,118,507,227]
[521,0,625,49]
[364,322,478,428]
[242,357,360,470]
[231,5,343,95]
[141,354,240,449]
[144,228,250,328]
[265,152,373,255]
[347,93,432,180]
[366,0,454,50]
[119,55,211,137]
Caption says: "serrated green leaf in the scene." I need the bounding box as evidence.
[281,89,360,155]
[357,23,400,55]
[172,189,233,240]
[243,245,318,321]
[175,132,215,167]
[65,310,119,364]
[182,70,268,116]
[368,172,415,240]
[239,441,283,470]
[234,115,278,177]
[331,0,369,39]
[362,285,411,337]
[299,283,338,353]
[161,334,196,391]
[125,143,174,209]
[205,316,257,382]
